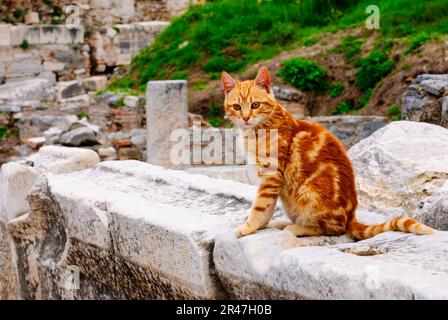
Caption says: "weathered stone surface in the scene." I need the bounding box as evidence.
[272,86,302,101]
[187,165,260,186]
[146,80,188,169]
[124,95,140,108]
[348,121,448,221]
[24,12,40,25]
[420,79,448,96]
[214,228,448,299]
[9,161,258,299]
[56,80,85,100]
[89,21,168,68]
[43,127,63,145]
[24,137,46,149]
[402,74,448,128]
[0,146,100,222]
[82,76,107,92]
[0,79,54,102]
[60,127,98,147]
[17,115,78,138]
[97,146,117,160]
[59,94,90,113]
[311,115,388,149]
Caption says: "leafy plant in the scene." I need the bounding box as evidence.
[358,89,372,108]
[51,5,62,17]
[355,51,395,92]
[331,101,355,115]
[329,82,344,97]
[12,7,25,20]
[114,97,125,108]
[0,126,18,139]
[51,18,61,25]
[388,104,401,121]
[77,111,89,120]
[2,14,15,24]
[278,58,328,93]
[19,39,29,50]
[193,85,206,91]
[207,104,225,127]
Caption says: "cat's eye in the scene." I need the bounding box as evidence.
[233,104,242,111]
[251,102,260,109]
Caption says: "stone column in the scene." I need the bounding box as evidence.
[146,80,188,169]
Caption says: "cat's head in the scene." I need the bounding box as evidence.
[221,67,276,129]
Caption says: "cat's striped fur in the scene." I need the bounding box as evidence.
[221,67,434,240]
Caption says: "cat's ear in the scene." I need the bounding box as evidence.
[254,66,271,93]
[221,71,236,94]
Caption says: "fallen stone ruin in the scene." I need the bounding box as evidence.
[1,121,448,300]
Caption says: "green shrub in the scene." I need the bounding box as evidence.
[114,97,125,108]
[278,58,328,92]
[51,5,62,17]
[51,18,61,25]
[13,7,25,20]
[77,111,89,120]
[3,14,15,24]
[19,39,29,50]
[358,88,372,108]
[193,85,206,91]
[207,104,225,127]
[329,82,344,97]
[355,51,395,92]
[331,101,355,115]
[388,105,401,121]
[0,126,18,139]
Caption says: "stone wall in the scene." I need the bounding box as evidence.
[1,122,448,300]
[89,22,169,71]
[0,24,85,83]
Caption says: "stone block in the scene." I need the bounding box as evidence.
[214,228,448,299]
[25,12,40,25]
[13,161,254,298]
[146,80,188,169]
[0,146,100,222]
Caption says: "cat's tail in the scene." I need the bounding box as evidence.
[347,215,434,240]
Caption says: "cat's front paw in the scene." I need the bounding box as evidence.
[235,223,256,237]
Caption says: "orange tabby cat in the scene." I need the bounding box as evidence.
[221,66,434,240]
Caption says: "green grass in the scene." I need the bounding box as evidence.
[77,111,89,120]
[331,35,363,61]
[19,39,29,50]
[110,0,448,97]
[207,104,226,127]
[0,126,18,139]
[331,101,356,115]
[388,104,402,121]
[405,32,432,53]
[109,0,352,91]
[278,57,328,93]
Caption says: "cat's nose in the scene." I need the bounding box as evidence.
[242,116,250,123]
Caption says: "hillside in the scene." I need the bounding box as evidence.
[109,0,448,125]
